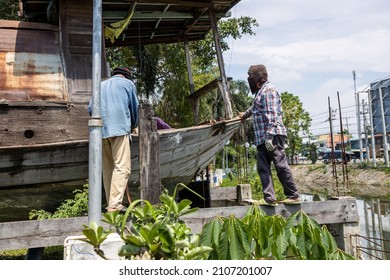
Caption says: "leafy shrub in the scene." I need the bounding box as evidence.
[29,183,89,220]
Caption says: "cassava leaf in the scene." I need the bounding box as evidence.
[200,217,223,247]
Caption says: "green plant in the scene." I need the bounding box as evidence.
[80,184,212,260]
[80,185,355,260]
[250,170,286,201]
[199,204,355,260]
[200,215,251,260]
[29,183,89,220]
[81,221,112,260]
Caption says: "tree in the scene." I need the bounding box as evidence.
[0,0,19,20]
[191,16,258,71]
[106,16,259,128]
[281,92,312,163]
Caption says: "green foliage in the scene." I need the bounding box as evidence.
[200,205,356,260]
[230,80,252,115]
[81,184,212,260]
[29,184,89,220]
[191,16,258,70]
[0,247,63,260]
[302,142,319,164]
[281,92,312,160]
[0,0,19,20]
[0,249,27,260]
[79,186,354,260]
[80,222,111,260]
[218,215,251,259]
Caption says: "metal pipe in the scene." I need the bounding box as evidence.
[88,0,103,225]
[379,86,389,167]
[376,199,385,260]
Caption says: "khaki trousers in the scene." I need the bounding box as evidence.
[102,134,131,210]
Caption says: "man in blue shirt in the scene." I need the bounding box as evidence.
[239,64,299,206]
[89,67,139,212]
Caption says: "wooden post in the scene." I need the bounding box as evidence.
[138,102,161,204]
[208,4,233,120]
[184,39,199,124]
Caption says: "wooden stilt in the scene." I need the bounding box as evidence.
[139,102,161,204]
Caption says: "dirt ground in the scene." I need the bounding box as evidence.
[290,163,390,199]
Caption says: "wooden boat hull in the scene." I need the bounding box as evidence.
[0,119,242,189]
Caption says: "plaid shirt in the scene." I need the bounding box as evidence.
[243,81,287,146]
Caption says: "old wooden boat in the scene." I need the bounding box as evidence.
[0,0,242,189]
[0,119,241,189]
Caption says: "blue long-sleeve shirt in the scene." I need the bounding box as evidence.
[243,81,286,146]
[88,75,139,139]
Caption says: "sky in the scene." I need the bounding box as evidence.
[222,0,390,136]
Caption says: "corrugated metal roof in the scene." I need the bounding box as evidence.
[370,77,390,90]
[21,0,241,46]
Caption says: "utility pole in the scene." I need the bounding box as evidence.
[362,99,370,161]
[379,86,389,167]
[353,70,364,162]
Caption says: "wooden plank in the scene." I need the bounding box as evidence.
[0,217,89,251]
[187,78,219,100]
[0,198,359,251]
[187,77,233,100]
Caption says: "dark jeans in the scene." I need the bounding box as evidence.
[257,135,299,202]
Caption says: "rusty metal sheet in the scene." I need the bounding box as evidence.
[0,21,66,101]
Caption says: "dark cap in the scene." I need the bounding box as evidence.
[112,67,131,79]
[248,64,268,80]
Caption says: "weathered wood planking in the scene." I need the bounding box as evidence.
[0,199,359,251]
[0,104,89,147]
[0,140,89,187]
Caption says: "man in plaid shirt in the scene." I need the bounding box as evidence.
[239,64,300,206]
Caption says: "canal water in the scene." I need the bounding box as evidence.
[0,184,389,259]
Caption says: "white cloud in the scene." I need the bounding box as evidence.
[224,0,390,125]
